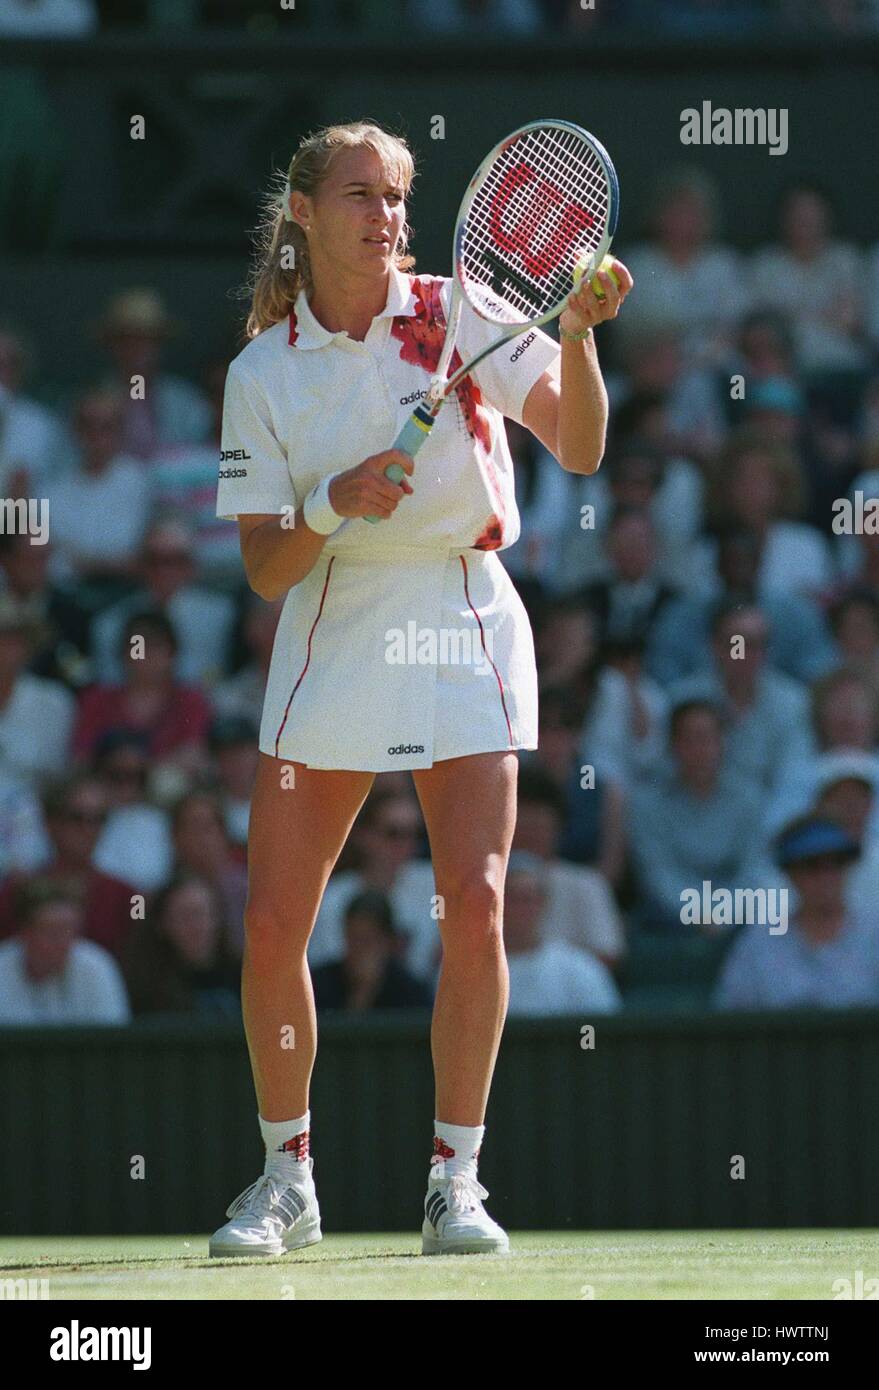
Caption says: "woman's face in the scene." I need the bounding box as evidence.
[302,145,407,282]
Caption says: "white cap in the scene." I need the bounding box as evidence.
[814,750,878,794]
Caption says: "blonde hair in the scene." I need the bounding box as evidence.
[242,121,416,341]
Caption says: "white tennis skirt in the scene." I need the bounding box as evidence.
[259,543,538,772]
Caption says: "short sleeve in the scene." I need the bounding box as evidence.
[443,281,561,426]
[216,363,297,521]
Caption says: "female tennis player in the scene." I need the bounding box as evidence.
[211,120,631,1257]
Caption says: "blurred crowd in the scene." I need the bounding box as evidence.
[2,171,879,1026]
[4,0,879,38]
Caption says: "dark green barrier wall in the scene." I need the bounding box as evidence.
[1,1010,877,1235]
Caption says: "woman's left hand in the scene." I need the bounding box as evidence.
[558,256,633,337]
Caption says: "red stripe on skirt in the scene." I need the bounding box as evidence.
[459,554,514,747]
[274,555,335,756]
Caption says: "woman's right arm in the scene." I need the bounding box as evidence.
[238,448,415,600]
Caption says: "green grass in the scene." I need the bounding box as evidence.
[2,1231,877,1299]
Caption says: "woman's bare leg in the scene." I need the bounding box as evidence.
[411,751,519,1125]
[242,753,374,1119]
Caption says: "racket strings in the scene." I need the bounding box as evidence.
[461,125,611,324]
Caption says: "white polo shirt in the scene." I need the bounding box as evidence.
[216,266,560,551]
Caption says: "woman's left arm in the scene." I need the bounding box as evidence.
[522,258,633,476]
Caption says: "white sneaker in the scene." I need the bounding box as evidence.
[209,1159,322,1258]
[421,1172,510,1255]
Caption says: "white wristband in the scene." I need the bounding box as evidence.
[303,473,344,535]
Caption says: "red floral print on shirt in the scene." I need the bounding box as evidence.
[392,276,506,550]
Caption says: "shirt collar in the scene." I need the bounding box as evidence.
[289,266,418,350]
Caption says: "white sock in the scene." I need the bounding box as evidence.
[259,1111,311,1180]
[432,1119,485,1179]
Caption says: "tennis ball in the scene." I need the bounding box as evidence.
[573,253,620,301]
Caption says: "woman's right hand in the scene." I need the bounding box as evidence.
[328,450,414,521]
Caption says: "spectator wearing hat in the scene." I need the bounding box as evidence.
[648,524,837,690]
[121,872,240,1018]
[502,852,621,1017]
[88,729,173,892]
[45,387,150,599]
[629,699,773,933]
[0,321,67,493]
[167,789,247,960]
[511,764,625,967]
[0,774,137,958]
[812,754,879,922]
[766,666,879,836]
[311,888,433,1014]
[0,878,130,1027]
[72,609,213,778]
[90,517,236,687]
[0,530,92,690]
[667,601,812,799]
[94,289,211,462]
[212,590,284,721]
[208,716,259,848]
[0,592,76,785]
[714,814,879,1010]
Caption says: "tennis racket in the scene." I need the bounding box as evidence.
[364,117,619,523]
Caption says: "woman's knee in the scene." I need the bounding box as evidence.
[243,899,312,970]
[437,870,506,946]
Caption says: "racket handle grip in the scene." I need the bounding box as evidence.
[363,405,436,524]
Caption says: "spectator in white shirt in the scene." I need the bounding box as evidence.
[668,601,813,800]
[503,852,621,1017]
[620,168,747,370]
[91,517,236,686]
[511,763,625,968]
[0,878,130,1026]
[750,184,867,377]
[308,785,437,981]
[0,322,67,492]
[90,729,173,893]
[0,592,75,785]
[696,429,834,603]
[0,767,49,874]
[46,388,150,589]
